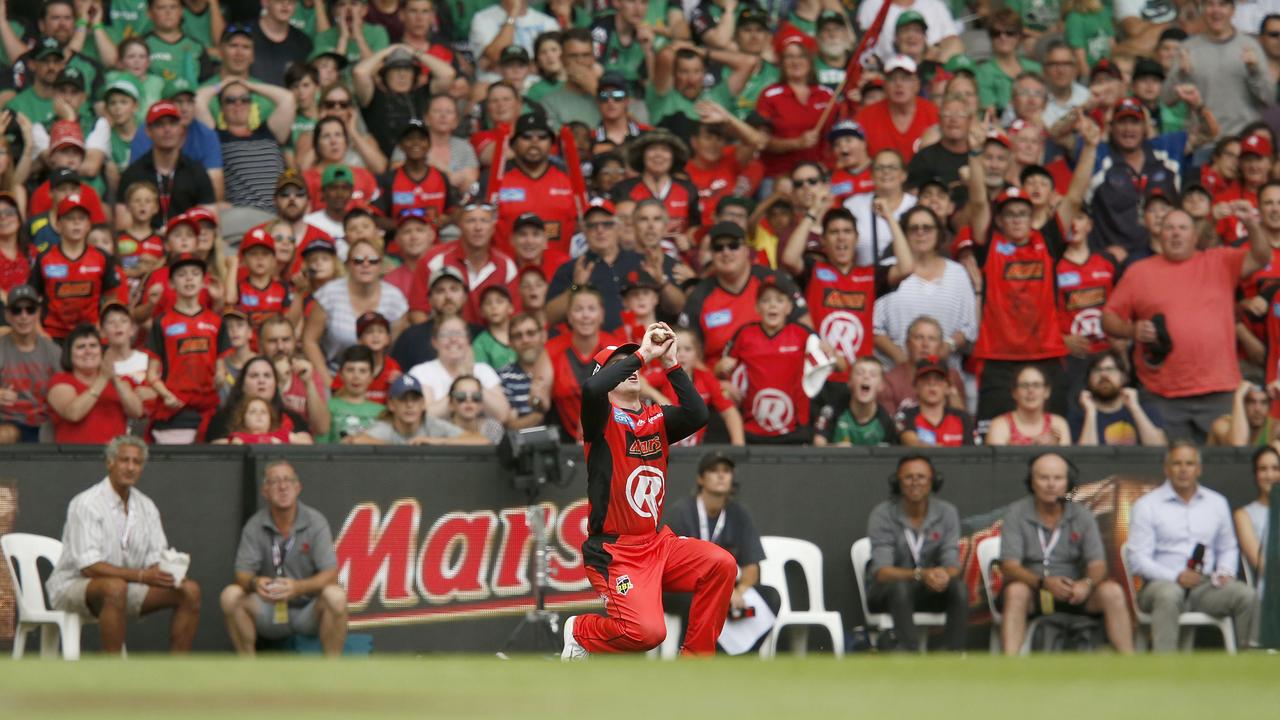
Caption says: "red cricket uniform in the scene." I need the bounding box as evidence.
[141,265,216,317]
[685,149,743,230]
[491,163,578,255]
[149,307,221,420]
[29,181,109,224]
[726,321,812,440]
[469,121,511,163]
[1241,247,1280,350]
[894,405,974,446]
[803,259,885,384]
[572,353,735,655]
[1212,184,1256,246]
[409,244,521,325]
[115,231,164,274]
[30,244,124,339]
[332,356,401,405]
[829,166,873,204]
[649,365,734,447]
[1055,252,1118,354]
[377,165,455,225]
[854,98,939,163]
[973,230,1068,361]
[236,276,292,330]
[679,267,807,363]
[612,176,702,236]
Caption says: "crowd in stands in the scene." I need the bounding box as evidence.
[5,0,1280,450]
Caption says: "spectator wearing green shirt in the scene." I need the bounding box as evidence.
[5,38,66,130]
[526,31,566,103]
[473,286,517,369]
[109,37,166,126]
[725,5,779,120]
[589,0,658,84]
[974,9,1042,113]
[143,0,207,85]
[814,357,900,447]
[199,25,277,132]
[312,0,391,68]
[1004,0,1063,49]
[181,0,227,48]
[644,41,753,128]
[101,79,140,192]
[67,0,120,67]
[1131,56,1188,135]
[1064,0,1114,76]
[284,63,321,153]
[321,345,385,443]
[109,0,152,42]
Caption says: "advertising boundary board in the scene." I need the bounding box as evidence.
[1,445,1261,653]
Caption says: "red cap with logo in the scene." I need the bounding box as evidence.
[994,186,1033,209]
[239,226,276,255]
[1242,133,1274,159]
[591,343,641,371]
[1112,97,1145,121]
[49,120,85,152]
[56,193,92,216]
[584,197,616,218]
[984,131,1012,149]
[164,212,201,236]
[186,206,218,228]
[146,100,181,125]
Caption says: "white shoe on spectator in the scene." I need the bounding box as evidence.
[561,615,589,661]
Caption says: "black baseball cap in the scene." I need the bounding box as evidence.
[49,167,81,189]
[400,118,428,140]
[500,45,530,65]
[619,270,662,295]
[512,212,545,233]
[708,221,746,242]
[511,112,553,140]
[698,450,735,475]
[1132,57,1165,81]
[5,284,40,308]
[738,5,770,29]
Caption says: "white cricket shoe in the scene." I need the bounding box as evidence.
[561,615,589,661]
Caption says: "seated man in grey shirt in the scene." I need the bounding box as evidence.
[999,452,1133,655]
[864,454,968,651]
[350,375,485,446]
[221,460,348,656]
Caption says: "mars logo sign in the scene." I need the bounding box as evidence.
[334,498,596,627]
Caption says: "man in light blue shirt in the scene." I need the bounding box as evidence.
[1126,441,1254,651]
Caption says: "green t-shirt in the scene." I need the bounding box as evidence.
[108,0,151,43]
[110,128,134,170]
[182,5,213,47]
[816,56,846,89]
[975,56,1043,111]
[6,89,55,129]
[200,75,278,131]
[1004,0,1061,33]
[290,114,317,150]
[146,32,205,85]
[105,70,164,125]
[786,12,817,37]
[729,62,780,120]
[831,408,897,446]
[644,82,734,125]
[1159,102,1189,135]
[1064,11,1114,70]
[322,396,385,443]
[597,31,647,83]
[313,24,392,67]
[472,331,517,369]
[288,3,319,37]
[526,78,562,103]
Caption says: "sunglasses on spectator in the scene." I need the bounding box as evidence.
[349,256,380,266]
[598,89,628,102]
[463,202,494,212]
[6,304,37,316]
[223,94,252,105]
[711,240,742,252]
[585,220,616,230]
[452,391,483,403]
[792,176,823,187]
[323,99,352,109]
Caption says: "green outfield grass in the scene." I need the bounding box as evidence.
[0,653,1276,719]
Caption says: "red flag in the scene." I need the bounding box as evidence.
[485,124,510,205]
[559,124,589,221]
[842,1,893,98]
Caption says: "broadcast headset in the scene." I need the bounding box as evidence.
[887,454,943,495]
[1023,451,1080,494]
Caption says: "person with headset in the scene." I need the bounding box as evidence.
[997,452,1134,655]
[864,454,968,651]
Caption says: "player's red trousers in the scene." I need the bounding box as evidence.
[574,526,737,655]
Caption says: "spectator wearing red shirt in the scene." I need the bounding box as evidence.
[148,252,223,443]
[757,32,836,180]
[484,112,578,254]
[0,193,33,296]
[855,56,939,163]
[684,110,766,230]
[612,129,703,238]
[383,208,437,298]
[1103,207,1273,443]
[648,326,745,447]
[544,286,619,443]
[828,120,874,204]
[409,204,520,327]
[1214,133,1271,245]
[508,212,568,280]
[47,325,145,444]
[29,195,123,340]
[470,82,522,168]
[896,358,975,447]
[376,119,457,234]
[1201,136,1240,198]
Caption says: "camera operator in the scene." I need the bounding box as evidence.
[663,451,780,654]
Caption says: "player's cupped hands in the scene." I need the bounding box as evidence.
[638,323,674,363]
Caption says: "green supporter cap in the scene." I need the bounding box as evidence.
[163,76,195,99]
[308,43,350,69]
[322,164,355,188]
[896,10,928,30]
[102,78,140,102]
[944,54,977,76]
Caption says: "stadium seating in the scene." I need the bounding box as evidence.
[976,535,1041,655]
[759,536,844,658]
[1120,542,1237,654]
[850,537,945,653]
[2,533,88,660]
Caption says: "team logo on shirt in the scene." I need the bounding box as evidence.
[995,242,1016,256]
[1003,261,1044,281]
[242,294,260,307]
[44,263,69,279]
[1056,271,1081,288]
[54,281,92,298]
[705,309,733,329]
[624,465,665,521]
[626,433,663,459]
[1071,308,1104,340]
[1065,287,1106,311]
[615,574,633,596]
[815,268,839,282]
[820,311,865,359]
[177,337,211,355]
[613,408,636,429]
[751,388,795,434]
[498,188,527,202]
[822,289,867,311]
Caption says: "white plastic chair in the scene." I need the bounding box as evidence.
[976,536,1040,655]
[850,537,945,653]
[1120,542,1236,654]
[2,533,88,660]
[758,536,844,658]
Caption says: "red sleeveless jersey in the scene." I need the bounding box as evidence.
[804,260,878,384]
[150,307,221,411]
[236,277,292,329]
[1055,253,1117,355]
[973,230,1068,361]
[726,321,812,437]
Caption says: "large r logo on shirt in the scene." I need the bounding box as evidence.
[625,465,665,524]
[752,388,795,434]
[820,310,865,358]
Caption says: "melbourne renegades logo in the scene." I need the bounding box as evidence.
[820,310,865,359]
[1071,308,1104,341]
[625,465,665,523]
[751,388,795,434]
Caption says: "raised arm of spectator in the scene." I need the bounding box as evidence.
[193,85,219,129]
[416,47,458,94]
[966,134,992,244]
[1058,114,1100,228]
[476,0,522,71]
[1227,380,1253,447]
[1116,17,1166,59]
[301,304,335,389]
[353,44,403,108]
[1240,201,1272,277]
[879,200,915,285]
[243,80,297,145]
[656,5,691,41]
[0,1,25,63]
[699,0,738,49]
[651,43,678,97]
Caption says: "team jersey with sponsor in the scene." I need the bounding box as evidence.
[973,230,1068,361]
[647,365,733,446]
[802,259,886,384]
[726,321,812,437]
[31,244,123,339]
[830,166,873,204]
[236,277,292,329]
[685,149,746,229]
[612,176,702,236]
[1055,252,1117,355]
[149,307,220,412]
[410,244,522,325]
[679,267,807,363]
[491,163,579,255]
[115,231,164,273]
[377,165,455,225]
[580,355,707,538]
[894,405,974,446]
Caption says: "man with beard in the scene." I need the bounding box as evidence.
[390,265,469,371]
[259,314,328,433]
[484,113,577,253]
[497,312,553,430]
[814,357,899,446]
[1071,350,1168,446]
[273,169,332,252]
[815,11,852,90]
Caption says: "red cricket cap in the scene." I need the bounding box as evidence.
[146,100,181,125]
[239,226,276,254]
[56,193,92,216]
[591,343,641,371]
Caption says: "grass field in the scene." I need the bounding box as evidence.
[0,653,1276,719]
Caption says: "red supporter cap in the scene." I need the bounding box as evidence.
[164,212,201,236]
[146,100,181,125]
[239,226,276,255]
[591,343,641,371]
[186,206,218,227]
[1112,97,1144,122]
[913,356,948,382]
[1007,118,1039,136]
[994,186,1033,209]
[984,131,1012,149]
[49,120,85,152]
[56,193,92,217]
[1242,133,1273,159]
[773,26,818,57]
[584,197,616,217]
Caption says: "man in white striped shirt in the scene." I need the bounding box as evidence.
[46,436,201,654]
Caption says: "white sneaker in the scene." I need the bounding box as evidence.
[561,615,589,661]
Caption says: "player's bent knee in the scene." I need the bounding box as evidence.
[1096,580,1123,603]
[713,549,736,579]
[94,577,129,604]
[630,618,667,651]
